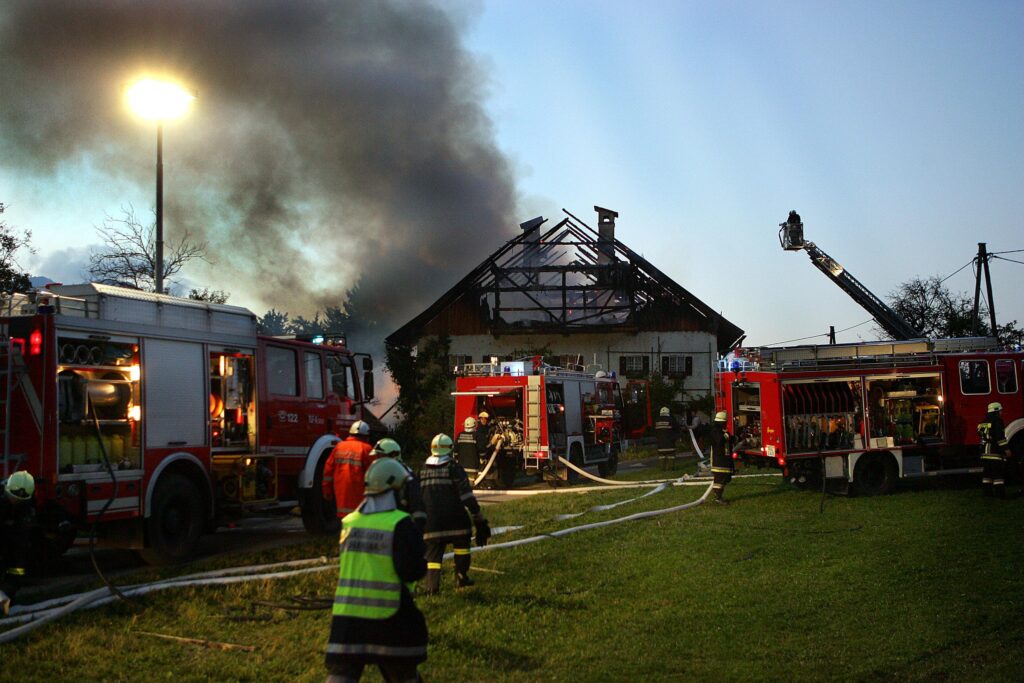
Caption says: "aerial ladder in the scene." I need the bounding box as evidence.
[778,211,921,341]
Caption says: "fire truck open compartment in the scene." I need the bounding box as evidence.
[56,335,142,473]
[864,374,943,445]
[782,379,862,454]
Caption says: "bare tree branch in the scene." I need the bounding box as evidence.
[87,205,209,292]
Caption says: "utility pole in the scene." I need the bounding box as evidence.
[971,243,998,337]
[828,326,836,345]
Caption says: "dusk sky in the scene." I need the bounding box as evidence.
[2,0,1022,348]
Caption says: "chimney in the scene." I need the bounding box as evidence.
[594,205,618,264]
[519,215,545,269]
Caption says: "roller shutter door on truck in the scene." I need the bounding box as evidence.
[143,339,206,448]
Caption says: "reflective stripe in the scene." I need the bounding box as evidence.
[334,456,364,466]
[427,562,442,570]
[340,527,395,556]
[459,491,476,502]
[982,455,1005,461]
[994,479,1005,485]
[420,477,454,487]
[711,467,732,473]
[982,478,992,484]
[712,484,724,490]
[454,549,471,556]
[336,578,403,592]
[326,643,427,657]
[423,529,470,540]
[333,594,401,609]
[6,567,25,576]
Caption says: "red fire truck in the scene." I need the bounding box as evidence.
[1,283,374,564]
[452,359,627,487]
[715,338,1024,494]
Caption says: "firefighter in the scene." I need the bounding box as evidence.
[978,402,1009,498]
[419,434,490,594]
[709,411,735,505]
[476,411,495,461]
[322,421,376,519]
[371,438,426,531]
[456,416,480,476]
[0,471,35,615]
[325,457,428,683]
[655,406,679,471]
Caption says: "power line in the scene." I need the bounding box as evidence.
[992,254,1024,266]
[990,248,1024,255]
[760,319,872,347]
[939,259,974,284]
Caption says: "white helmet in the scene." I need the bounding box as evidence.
[478,411,490,422]
[426,433,454,465]
[4,471,34,503]
[714,411,728,422]
[659,406,671,417]
[349,420,370,437]
[988,402,1003,413]
[464,417,477,432]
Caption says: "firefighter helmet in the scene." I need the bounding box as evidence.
[3,471,34,503]
[659,406,671,417]
[988,402,1003,413]
[431,433,454,455]
[371,438,402,461]
[714,411,728,422]
[478,411,490,422]
[364,458,410,494]
[464,417,477,432]
[349,420,370,437]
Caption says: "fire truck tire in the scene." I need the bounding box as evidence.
[140,474,204,565]
[301,450,341,536]
[598,444,620,477]
[567,445,584,485]
[852,453,897,496]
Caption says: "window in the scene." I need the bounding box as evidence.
[959,360,990,395]
[449,354,473,371]
[995,359,1017,394]
[327,355,358,401]
[304,352,324,399]
[267,346,298,396]
[618,355,649,378]
[662,355,692,379]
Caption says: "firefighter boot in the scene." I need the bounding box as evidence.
[995,484,1006,500]
[982,481,993,497]
[454,549,474,587]
[713,486,729,505]
[423,564,442,595]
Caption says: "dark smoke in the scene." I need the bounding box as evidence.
[0,0,517,327]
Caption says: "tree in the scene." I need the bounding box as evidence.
[386,336,453,459]
[188,288,230,304]
[87,205,207,292]
[0,202,34,294]
[257,308,291,335]
[886,275,1023,347]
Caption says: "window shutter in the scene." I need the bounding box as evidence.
[661,356,669,376]
[642,355,650,374]
[619,356,627,374]
[685,356,693,377]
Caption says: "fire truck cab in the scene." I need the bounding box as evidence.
[452,359,624,488]
[716,338,1024,495]
[1,283,373,564]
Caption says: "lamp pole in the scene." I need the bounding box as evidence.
[155,121,164,294]
[126,78,194,295]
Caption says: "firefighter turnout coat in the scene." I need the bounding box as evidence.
[419,459,481,542]
[322,436,376,518]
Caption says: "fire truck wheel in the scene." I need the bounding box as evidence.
[567,445,584,485]
[301,450,341,535]
[852,453,897,497]
[598,444,620,477]
[140,474,204,565]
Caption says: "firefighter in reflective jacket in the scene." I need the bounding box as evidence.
[0,471,35,615]
[371,438,427,531]
[709,411,735,505]
[323,421,376,518]
[419,434,490,594]
[326,458,427,682]
[455,417,480,476]
[978,402,1009,498]
[655,407,679,470]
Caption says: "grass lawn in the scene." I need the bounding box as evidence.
[5,474,1024,682]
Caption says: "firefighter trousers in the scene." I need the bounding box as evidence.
[327,660,422,683]
[982,456,1006,497]
[424,534,472,593]
[712,469,733,501]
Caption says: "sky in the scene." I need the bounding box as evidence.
[3,0,1023,349]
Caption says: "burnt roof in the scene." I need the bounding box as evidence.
[387,208,744,353]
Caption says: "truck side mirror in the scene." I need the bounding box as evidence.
[362,357,373,372]
[363,371,374,401]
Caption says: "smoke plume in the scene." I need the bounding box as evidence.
[0,0,517,328]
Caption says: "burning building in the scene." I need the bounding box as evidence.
[387,206,744,403]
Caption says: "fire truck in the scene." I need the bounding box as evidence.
[452,358,626,488]
[716,337,1024,494]
[1,283,374,564]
